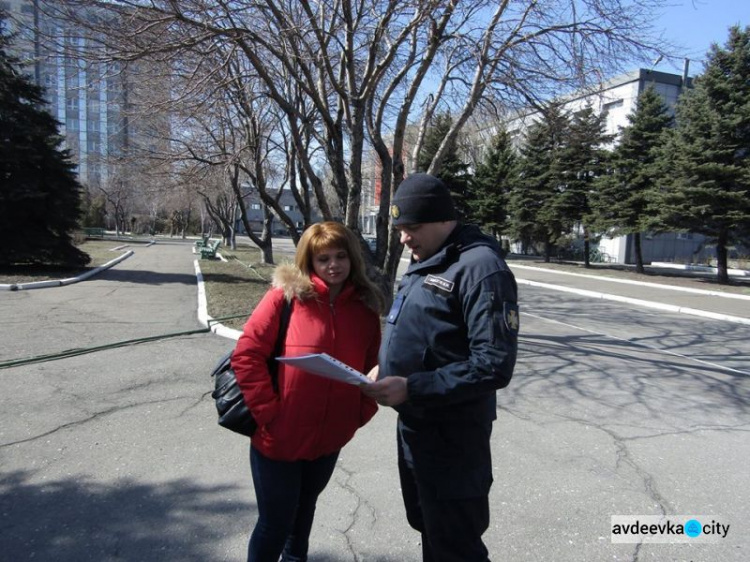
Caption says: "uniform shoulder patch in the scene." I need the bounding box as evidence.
[504,302,520,335]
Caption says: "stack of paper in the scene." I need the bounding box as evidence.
[277,353,371,386]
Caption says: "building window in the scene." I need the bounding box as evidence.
[283,205,294,211]
[251,203,261,210]
[602,99,624,115]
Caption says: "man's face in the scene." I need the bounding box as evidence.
[397,222,454,261]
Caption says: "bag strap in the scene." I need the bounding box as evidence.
[268,298,293,391]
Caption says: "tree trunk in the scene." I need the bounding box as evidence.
[716,230,729,284]
[259,239,274,264]
[634,232,644,274]
[583,229,591,268]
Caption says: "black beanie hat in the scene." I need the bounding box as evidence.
[390,173,457,226]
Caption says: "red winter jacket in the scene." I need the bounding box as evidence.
[231,264,380,461]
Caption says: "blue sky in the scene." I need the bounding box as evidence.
[652,0,748,75]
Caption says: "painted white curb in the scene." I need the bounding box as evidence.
[0,250,134,291]
[516,278,750,326]
[651,261,750,277]
[194,259,242,341]
[511,264,750,301]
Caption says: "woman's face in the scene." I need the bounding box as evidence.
[312,246,351,292]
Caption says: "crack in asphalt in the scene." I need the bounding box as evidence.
[0,396,187,449]
[505,406,674,509]
[332,460,377,562]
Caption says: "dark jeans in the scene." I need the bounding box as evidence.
[398,431,491,562]
[248,446,339,562]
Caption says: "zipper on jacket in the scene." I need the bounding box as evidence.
[329,300,337,344]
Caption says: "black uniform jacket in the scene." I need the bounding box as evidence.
[378,224,519,498]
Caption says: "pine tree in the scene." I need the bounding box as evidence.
[467,127,517,238]
[0,21,88,267]
[507,105,569,261]
[651,26,750,284]
[590,86,672,272]
[417,112,472,218]
[552,105,612,267]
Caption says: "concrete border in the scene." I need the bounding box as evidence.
[511,264,750,301]
[515,277,750,326]
[194,259,242,341]
[651,261,750,277]
[0,250,134,291]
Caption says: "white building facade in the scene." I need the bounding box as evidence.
[500,68,708,265]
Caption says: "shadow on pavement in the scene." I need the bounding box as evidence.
[513,297,750,421]
[97,269,198,286]
[0,470,402,562]
[0,470,251,562]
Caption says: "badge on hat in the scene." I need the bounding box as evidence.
[390,205,401,219]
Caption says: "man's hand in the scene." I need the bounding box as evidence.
[361,376,408,406]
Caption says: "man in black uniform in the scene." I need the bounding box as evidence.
[363,173,519,562]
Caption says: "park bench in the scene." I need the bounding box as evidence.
[200,240,221,259]
[194,234,210,249]
[83,227,106,238]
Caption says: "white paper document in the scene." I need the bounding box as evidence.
[276,353,371,386]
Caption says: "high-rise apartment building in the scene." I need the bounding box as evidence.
[2,0,141,189]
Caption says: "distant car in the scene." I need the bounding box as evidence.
[364,237,377,252]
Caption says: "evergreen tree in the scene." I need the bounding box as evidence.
[552,105,612,267]
[467,127,517,238]
[507,105,569,261]
[590,86,672,273]
[0,21,88,267]
[417,112,472,218]
[650,26,750,284]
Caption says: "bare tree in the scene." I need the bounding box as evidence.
[49,0,673,293]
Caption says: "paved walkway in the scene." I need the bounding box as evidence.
[2,241,748,561]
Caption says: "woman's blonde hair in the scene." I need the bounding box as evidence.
[295,221,385,314]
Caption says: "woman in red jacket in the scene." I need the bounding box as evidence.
[231,221,384,562]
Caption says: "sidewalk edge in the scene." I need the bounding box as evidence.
[516,278,750,326]
[194,259,242,341]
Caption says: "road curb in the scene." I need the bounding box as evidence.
[515,277,750,326]
[193,259,242,341]
[0,250,134,291]
[510,264,750,300]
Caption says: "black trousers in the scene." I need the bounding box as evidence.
[397,430,491,562]
[247,446,339,562]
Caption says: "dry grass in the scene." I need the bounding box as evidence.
[199,245,294,331]
[0,239,142,284]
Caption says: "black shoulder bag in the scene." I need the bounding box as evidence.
[210,299,293,437]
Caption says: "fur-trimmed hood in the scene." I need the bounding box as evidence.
[271,262,381,313]
[272,263,316,302]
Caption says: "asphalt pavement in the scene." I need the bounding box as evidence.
[509,262,750,325]
[1,239,748,561]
